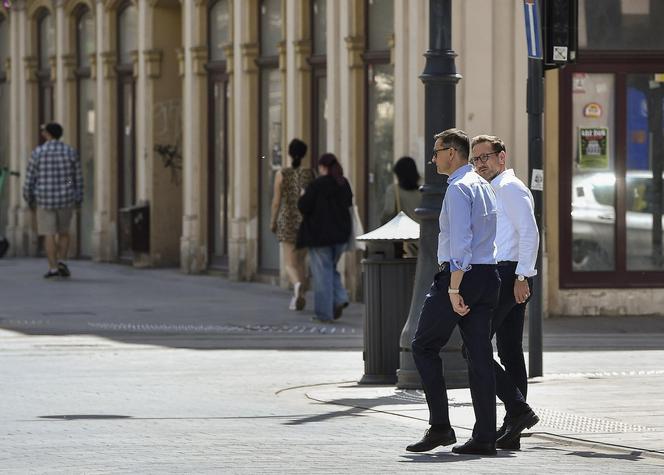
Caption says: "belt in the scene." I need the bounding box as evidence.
[497,260,518,267]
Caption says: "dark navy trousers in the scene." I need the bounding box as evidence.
[412,265,500,443]
[493,263,532,417]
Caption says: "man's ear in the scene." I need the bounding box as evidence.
[499,151,507,165]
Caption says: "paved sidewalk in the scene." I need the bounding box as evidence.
[1,257,663,351]
[1,258,664,472]
[0,258,363,349]
[0,331,662,473]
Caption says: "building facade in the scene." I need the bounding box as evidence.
[1,0,662,317]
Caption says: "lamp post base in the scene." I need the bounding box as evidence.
[397,345,469,390]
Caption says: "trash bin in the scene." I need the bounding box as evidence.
[358,211,419,384]
[119,203,150,253]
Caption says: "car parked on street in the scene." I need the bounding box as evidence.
[571,170,664,271]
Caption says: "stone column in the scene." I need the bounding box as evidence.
[91,0,117,262]
[19,13,39,256]
[179,0,209,273]
[6,1,28,256]
[229,0,259,281]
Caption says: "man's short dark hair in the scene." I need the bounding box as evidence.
[41,122,64,140]
[471,134,506,154]
[434,128,470,160]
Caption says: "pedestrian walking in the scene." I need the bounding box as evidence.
[297,153,352,323]
[471,134,540,450]
[270,138,316,310]
[23,122,83,278]
[406,128,500,456]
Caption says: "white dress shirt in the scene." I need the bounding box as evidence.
[491,169,539,277]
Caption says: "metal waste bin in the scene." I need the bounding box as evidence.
[358,212,419,384]
[119,203,150,253]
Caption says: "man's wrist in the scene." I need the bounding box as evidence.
[448,287,460,294]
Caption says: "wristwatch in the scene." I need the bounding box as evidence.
[516,275,526,282]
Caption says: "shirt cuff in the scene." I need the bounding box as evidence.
[450,259,472,273]
[515,266,537,278]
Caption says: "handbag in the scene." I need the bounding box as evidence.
[347,205,366,251]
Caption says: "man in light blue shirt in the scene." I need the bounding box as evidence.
[406,128,501,456]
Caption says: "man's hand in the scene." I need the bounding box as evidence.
[449,293,470,316]
[270,222,277,233]
[514,279,530,304]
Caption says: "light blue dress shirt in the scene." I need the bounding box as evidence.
[438,164,497,272]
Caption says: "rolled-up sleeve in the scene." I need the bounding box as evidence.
[446,184,473,272]
[502,183,539,277]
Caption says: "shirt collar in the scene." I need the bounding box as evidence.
[447,163,472,184]
[491,168,515,188]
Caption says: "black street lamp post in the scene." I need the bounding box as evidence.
[397,0,466,389]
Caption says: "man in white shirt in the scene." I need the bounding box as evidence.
[471,135,540,450]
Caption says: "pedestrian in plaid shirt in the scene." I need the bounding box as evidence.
[23,122,83,278]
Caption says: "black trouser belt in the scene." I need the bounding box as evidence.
[497,260,518,267]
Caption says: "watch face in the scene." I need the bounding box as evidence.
[517,275,525,281]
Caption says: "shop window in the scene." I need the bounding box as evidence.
[76,7,95,257]
[560,66,664,287]
[0,15,8,235]
[207,0,230,267]
[579,0,664,50]
[117,2,137,231]
[310,0,327,164]
[37,10,54,133]
[365,0,394,232]
[209,0,230,62]
[258,0,282,272]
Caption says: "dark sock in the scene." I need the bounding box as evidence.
[431,424,451,432]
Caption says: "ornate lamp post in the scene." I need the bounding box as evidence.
[397,0,466,389]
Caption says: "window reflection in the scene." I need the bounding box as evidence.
[118,5,137,65]
[580,0,664,50]
[571,73,616,271]
[625,74,664,271]
[367,64,394,231]
[210,0,230,62]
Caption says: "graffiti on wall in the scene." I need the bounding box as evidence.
[153,99,182,186]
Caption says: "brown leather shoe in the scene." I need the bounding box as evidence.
[406,427,456,452]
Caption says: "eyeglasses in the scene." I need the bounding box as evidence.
[470,151,500,165]
[432,146,454,157]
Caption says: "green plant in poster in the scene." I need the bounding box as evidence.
[579,127,609,169]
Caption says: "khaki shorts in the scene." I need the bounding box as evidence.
[36,208,74,235]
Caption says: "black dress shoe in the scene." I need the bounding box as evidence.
[496,408,539,446]
[496,435,520,450]
[406,427,456,452]
[452,438,497,455]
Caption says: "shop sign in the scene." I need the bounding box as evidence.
[579,127,609,170]
[583,103,602,118]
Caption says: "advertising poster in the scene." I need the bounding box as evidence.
[579,127,609,169]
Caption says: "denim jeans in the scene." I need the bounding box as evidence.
[308,243,349,321]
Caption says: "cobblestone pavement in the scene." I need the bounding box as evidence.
[1,331,663,474]
[2,258,664,352]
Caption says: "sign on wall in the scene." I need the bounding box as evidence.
[578,127,609,169]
